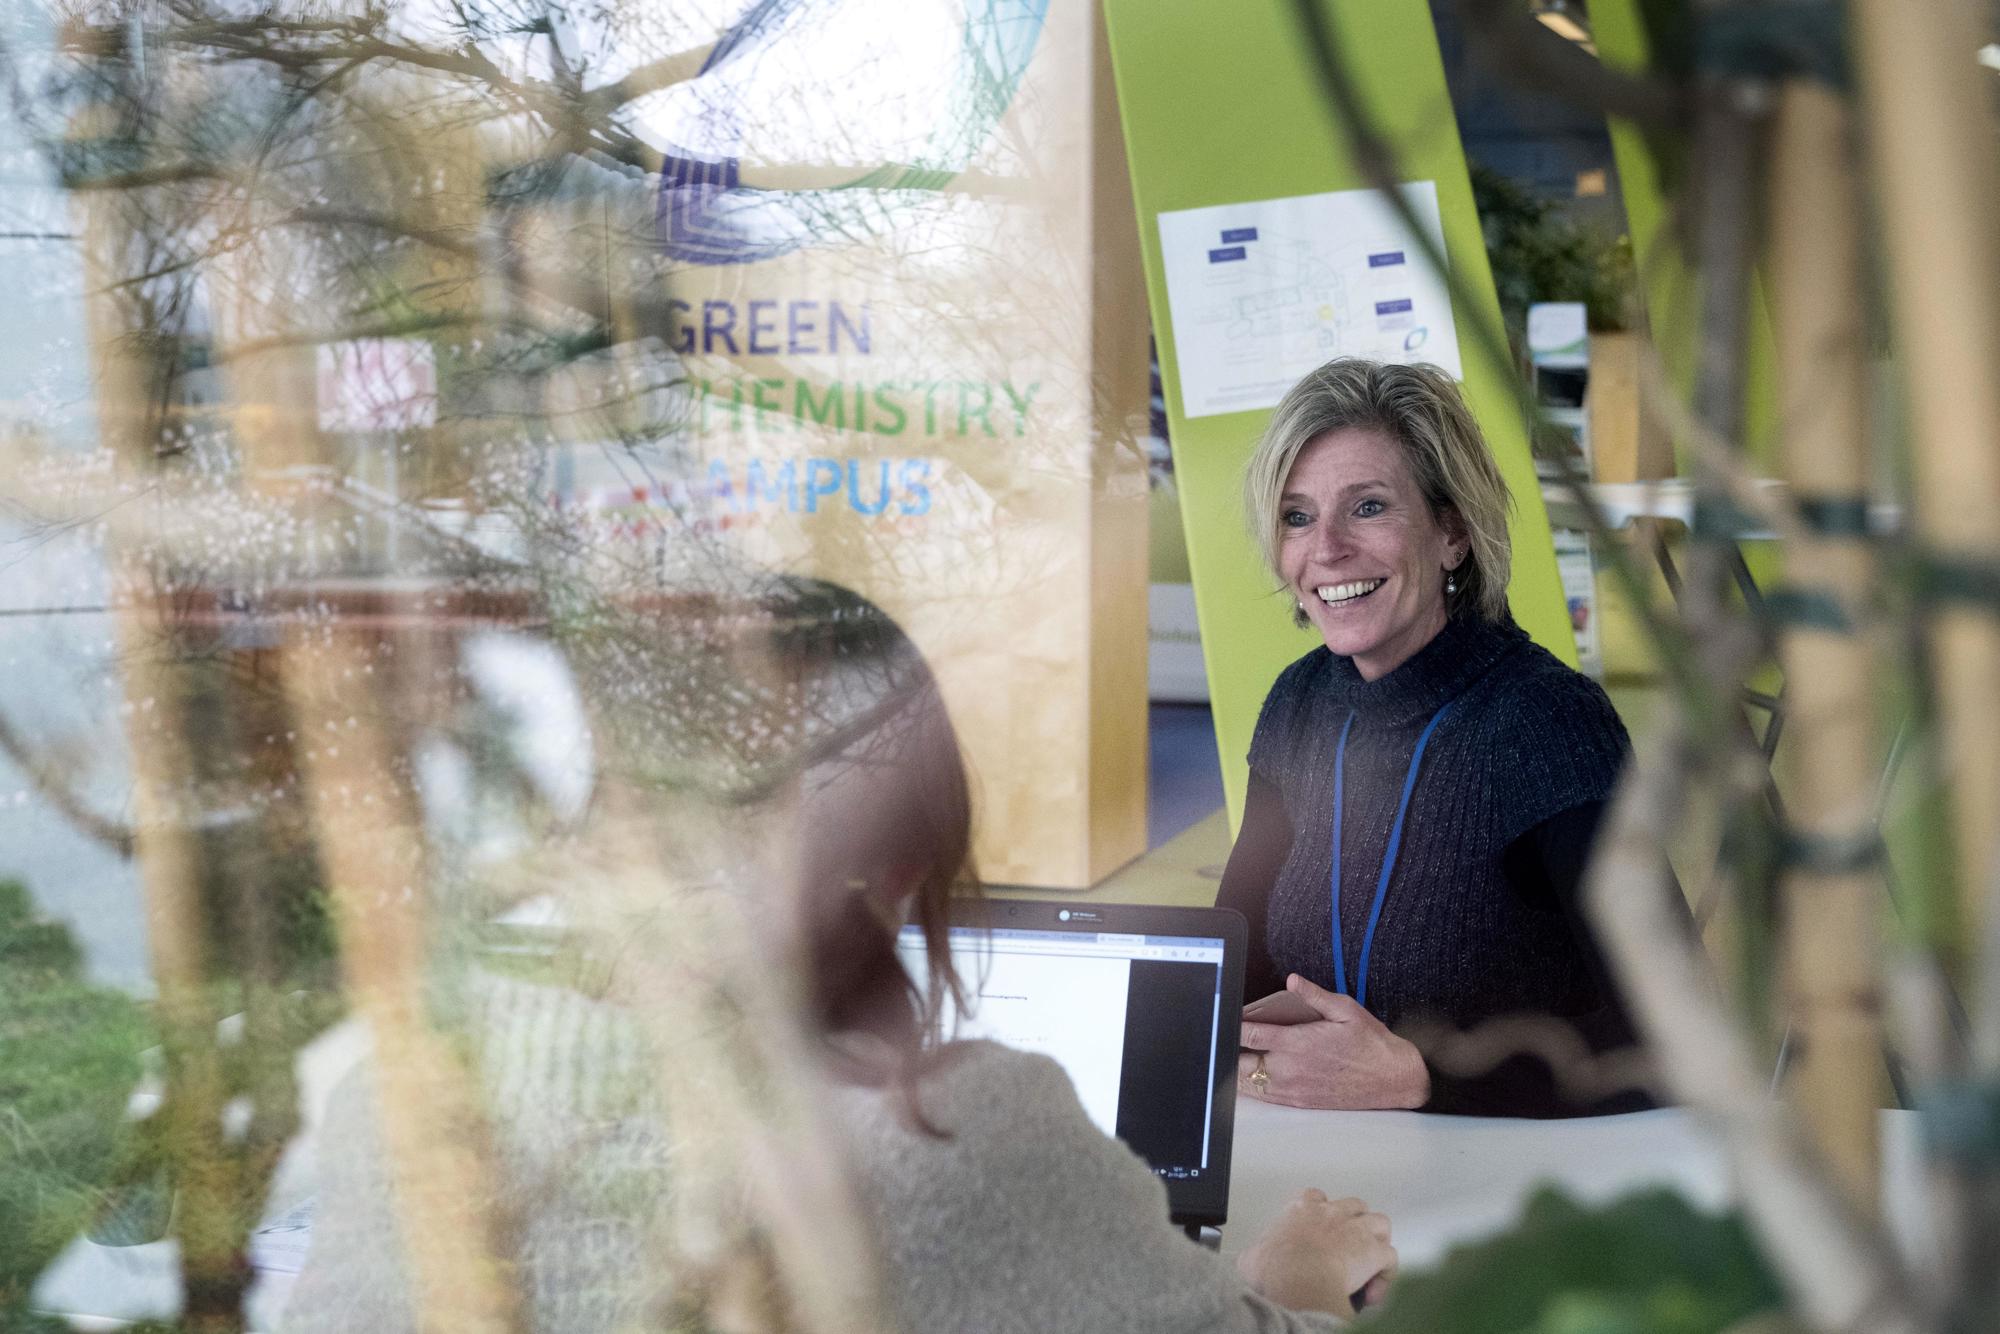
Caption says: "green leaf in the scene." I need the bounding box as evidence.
[1360,1188,1787,1334]
[0,880,152,1312]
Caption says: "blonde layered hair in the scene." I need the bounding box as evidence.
[1244,359,1514,625]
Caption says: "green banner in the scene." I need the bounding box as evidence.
[1103,0,1573,829]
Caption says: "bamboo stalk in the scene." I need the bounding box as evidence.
[1580,15,1921,1319]
[1586,732,1922,1333]
[1850,10,2000,1316]
[1767,79,1884,1215]
[1851,0,2000,1025]
[74,151,251,1330]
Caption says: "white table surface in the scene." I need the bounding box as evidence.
[1222,1098,1930,1274]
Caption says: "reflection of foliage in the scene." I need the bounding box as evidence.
[0,879,149,1322]
[1362,1189,1788,1334]
[1471,163,1635,347]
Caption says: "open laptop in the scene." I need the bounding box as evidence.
[895,899,1248,1235]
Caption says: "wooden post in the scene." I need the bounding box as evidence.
[1767,79,1883,1214]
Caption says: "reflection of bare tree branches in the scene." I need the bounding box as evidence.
[7,0,1103,851]
[52,1,715,175]
[276,205,482,261]
[3,1,1129,1325]
[0,708,135,857]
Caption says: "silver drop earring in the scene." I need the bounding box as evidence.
[1445,570,1458,596]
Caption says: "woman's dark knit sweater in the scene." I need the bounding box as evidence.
[1216,613,1655,1117]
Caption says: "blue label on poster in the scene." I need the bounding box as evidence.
[1208,246,1247,263]
[1367,251,1405,267]
[1220,227,1258,243]
[1374,298,1414,315]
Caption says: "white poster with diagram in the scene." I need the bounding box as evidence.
[1156,181,1461,418]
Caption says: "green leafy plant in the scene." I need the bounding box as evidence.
[0,879,151,1322]
[1361,1188,1790,1334]
[1471,163,1636,352]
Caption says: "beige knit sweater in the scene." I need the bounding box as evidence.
[833,1040,1346,1334]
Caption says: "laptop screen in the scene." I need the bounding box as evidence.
[896,900,1247,1227]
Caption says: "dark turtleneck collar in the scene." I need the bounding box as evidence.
[1322,612,1529,727]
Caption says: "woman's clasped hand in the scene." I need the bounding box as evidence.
[1237,974,1430,1110]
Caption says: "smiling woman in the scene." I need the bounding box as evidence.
[1244,359,1513,645]
[1274,427,1461,683]
[1220,359,1662,1119]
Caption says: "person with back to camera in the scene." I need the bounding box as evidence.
[1218,358,1658,1119]
[784,579,1398,1330]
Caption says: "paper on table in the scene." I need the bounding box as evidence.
[1157,182,1461,419]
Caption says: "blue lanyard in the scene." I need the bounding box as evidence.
[1329,699,1456,1009]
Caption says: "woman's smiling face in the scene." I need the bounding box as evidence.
[1278,427,1465,681]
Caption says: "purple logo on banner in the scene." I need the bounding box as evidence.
[1220,227,1259,244]
[1367,251,1406,267]
[1208,247,1247,263]
[1375,298,1414,315]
